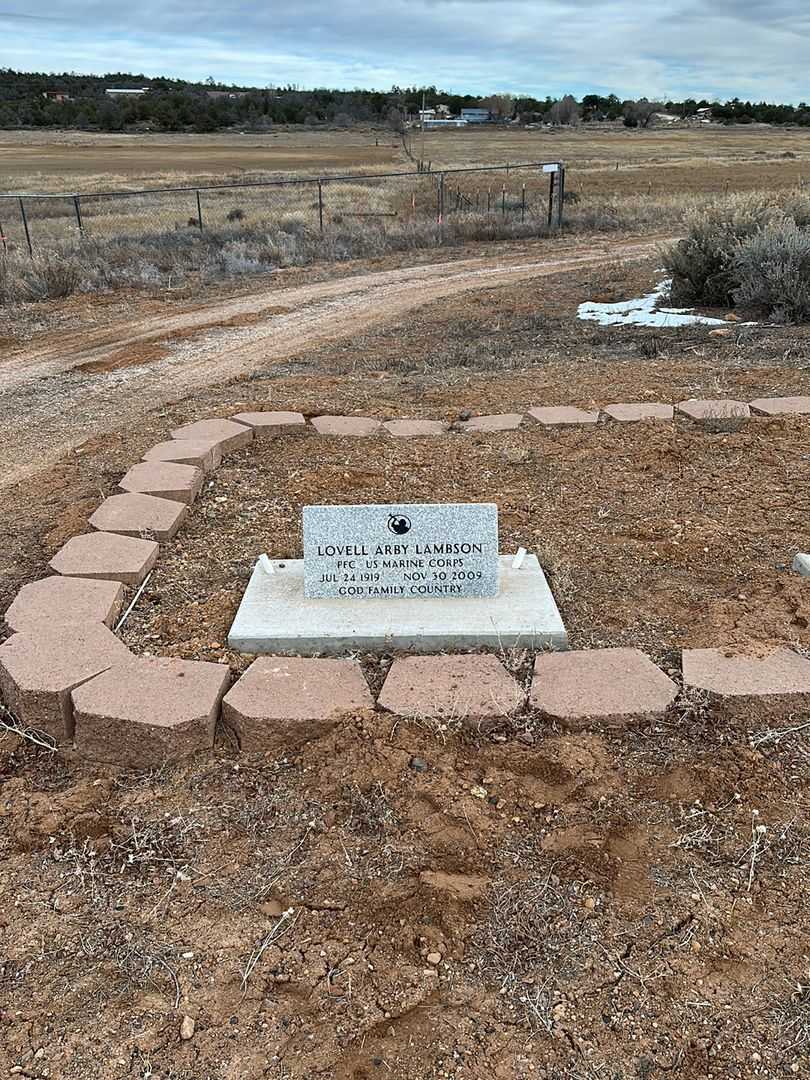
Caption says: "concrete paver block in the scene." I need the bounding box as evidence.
[603,402,674,422]
[118,461,203,505]
[311,415,382,436]
[232,411,307,436]
[530,648,677,727]
[143,439,222,471]
[378,654,523,727]
[49,531,159,586]
[0,624,132,742]
[682,647,810,700]
[749,396,810,416]
[72,657,229,768]
[793,553,810,576]
[89,492,188,541]
[528,406,600,427]
[223,656,373,751]
[4,576,125,634]
[676,399,750,422]
[170,417,253,452]
[458,413,523,433]
[383,419,449,437]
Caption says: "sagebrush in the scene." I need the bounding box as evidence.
[664,189,810,321]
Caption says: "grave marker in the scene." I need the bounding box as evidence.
[303,503,498,599]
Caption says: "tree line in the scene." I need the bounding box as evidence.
[2,69,810,132]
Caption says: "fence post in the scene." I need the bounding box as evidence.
[556,165,566,228]
[318,180,324,233]
[195,190,204,232]
[0,220,6,254]
[437,173,445,241]
[487,188,491,213]
[73,195,83,235]
[547,170,556,227]
[521,184,526,222]
[501,184,506,217]
[19,197,32,257]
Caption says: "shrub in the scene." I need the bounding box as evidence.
[226,208,245,222]
[733,221,810,322]
[663,194,781,306]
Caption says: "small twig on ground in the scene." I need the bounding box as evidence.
[750,719,810,748]
[0,704,57,751]
[114,569,154,632]
[747,810,768,892]
[240,907,299,997]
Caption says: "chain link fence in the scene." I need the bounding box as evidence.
[0,162,565,257]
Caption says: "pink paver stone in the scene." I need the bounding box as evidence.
[232,411,307,436]
[378,655,523,728]
[0,624,132,742]
[118,461,203,505]
[676,399,750,421]
[383,419,449,437]
[72,657,229,768]
[682,647,810,700]
[170,417,253,452]
[603,402,674,422]
[143,439,222,471]
[528,406,600,427]
[749,396,810,417]
[49,531,158,586]
[4,576,125,634]
[223,656,373,751]
[530,648,677,727]
[311,415,382,436]
[458,413,523,433]
[89,492,188,541]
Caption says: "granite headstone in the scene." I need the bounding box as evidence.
[303,502,499,599]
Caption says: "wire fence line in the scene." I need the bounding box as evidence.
[0,161,565,256]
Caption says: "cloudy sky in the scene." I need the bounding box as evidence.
[3,1,809,103]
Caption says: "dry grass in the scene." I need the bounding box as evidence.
[0,185,718,304]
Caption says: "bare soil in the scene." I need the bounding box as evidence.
[1,699,809,1078]
[119,419,810,671]
[1,229,809,1080]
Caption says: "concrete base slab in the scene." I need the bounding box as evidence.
[228,554,567,655]
[793,553,810,576]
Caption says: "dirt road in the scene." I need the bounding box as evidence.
[0,236,664,489]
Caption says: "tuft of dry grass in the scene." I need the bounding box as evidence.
[468,872,598,1029]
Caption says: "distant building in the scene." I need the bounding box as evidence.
[460,107,492,123]
[42,90,71,103]
[423,118,468,129]
[206,90,249,100]
[105,87,150,97]
[418,108,436,122]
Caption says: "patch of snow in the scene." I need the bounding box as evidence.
[577,279,730,328]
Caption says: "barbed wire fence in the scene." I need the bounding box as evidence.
[0,161,565,257]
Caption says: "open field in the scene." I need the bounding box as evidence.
[0,129,402,191]
[3,125,810,297]
[1,125,809,1079]
[3,125,810,197]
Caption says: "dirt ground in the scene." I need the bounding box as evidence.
[2,694,809,1079]
[1,215,810,1078]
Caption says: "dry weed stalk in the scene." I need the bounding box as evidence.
[240,907,299,996]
